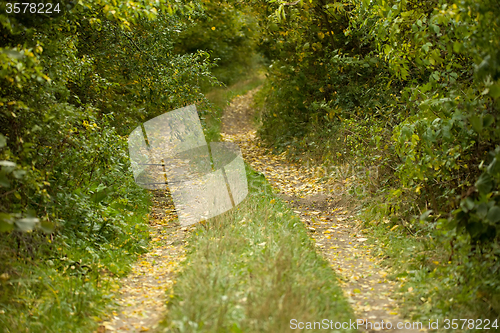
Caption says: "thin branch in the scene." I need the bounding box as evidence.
[122,31,143,54]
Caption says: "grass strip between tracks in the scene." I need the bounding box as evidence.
[159,165,356,332]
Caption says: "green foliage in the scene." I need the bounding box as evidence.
[361,213,500,324]
[452,147,500,243]
[173,0,263,86]
[0,198,151,332]
[255,0,500,320]
[0,0,227,330]
[0,0,217,232]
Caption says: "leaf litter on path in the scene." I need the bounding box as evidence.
[222,89,426,333]
[97,191,192,332]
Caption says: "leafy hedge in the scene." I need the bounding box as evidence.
[173,0,263,86]
[0,0,222,330]
[0,0,218,232]
[254,0,500,319]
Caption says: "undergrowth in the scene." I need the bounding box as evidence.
[0,190,151,333]
[361,215,500,328]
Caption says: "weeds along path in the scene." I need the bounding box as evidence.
[99,191,192,332]
[223,89,424,333]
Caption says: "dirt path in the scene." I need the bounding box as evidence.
[98,191,192,332]
[222,89,425,333]
[99,87,424,333]
[96,88,259,332]
[97,89,259,332]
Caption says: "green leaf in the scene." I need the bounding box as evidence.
[0,213,14,232]
[0,171,10,188]
[461,197,475,212]
[487,158,500,176]
[400,125,412,140]
[0,134,6,148]
[41,219,55,233]
[12,169,26,179]
[384,44,392,55]
[422,42,432,53]
[476,203,488,219]
[483,114,494,128]
[230,323,244,333]
[475,173,493,194]
[91,184,116,203]
[3,49,24,59]
[470,115,483,133]
[489,84,500,98]
[420,210,433,221]
[466,222,485,238]
[487,206,500,224]
[420,82,432,93]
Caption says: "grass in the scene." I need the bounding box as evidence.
[358,208,500,330]
[204,73,265,110]
[158,166,355,332]
[0,189,152,333]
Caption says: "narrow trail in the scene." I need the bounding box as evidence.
[222,88,425,333]
[99,192,192,332]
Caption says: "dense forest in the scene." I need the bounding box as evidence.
[0,0,499,331]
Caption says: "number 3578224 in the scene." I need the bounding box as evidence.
[5,2,61,14]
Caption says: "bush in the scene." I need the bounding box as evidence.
[254,0,500,319]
